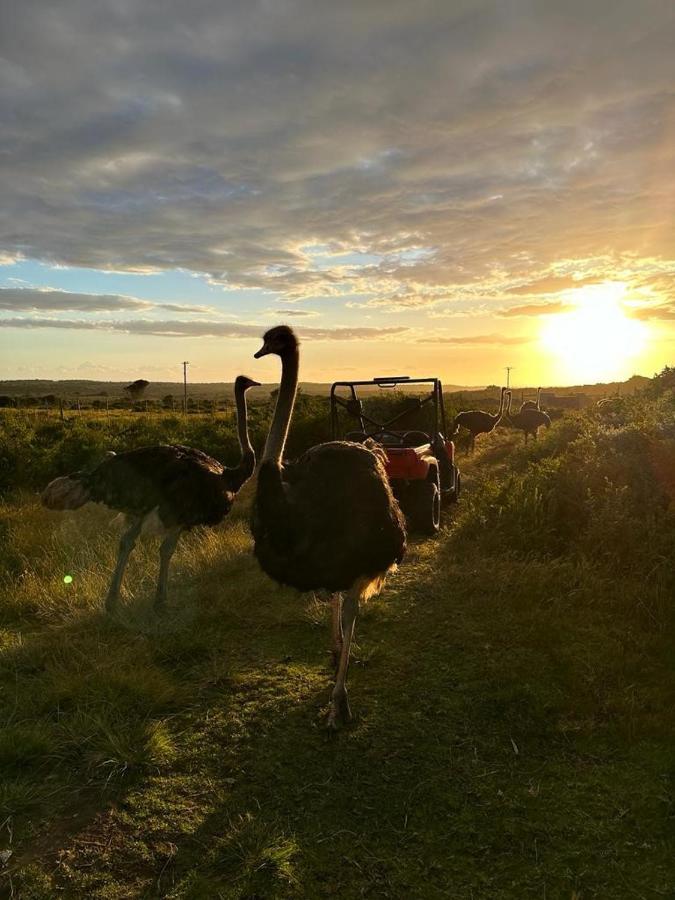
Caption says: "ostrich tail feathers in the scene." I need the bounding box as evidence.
[41,475,90,510]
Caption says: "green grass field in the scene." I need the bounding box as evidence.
[1,379,674,898]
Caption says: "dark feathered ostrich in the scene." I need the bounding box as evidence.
[251,326,406,728]
[41,375,260,612]
[505,391,551,443]
[520,387,541,412]
[452,386,508,453]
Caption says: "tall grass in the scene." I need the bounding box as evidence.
[0,372,673,897]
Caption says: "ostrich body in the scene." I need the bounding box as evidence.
[452,386,508,453]
[42,375,259,611]
[251,326,406,728]
[520,387,541,412]
[505,392,551,443]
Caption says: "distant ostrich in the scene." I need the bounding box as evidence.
[452,386,508,453]
[505,391,551,443]
[251,326,406,729]
[520,387,541,412]
[41,375,260,612]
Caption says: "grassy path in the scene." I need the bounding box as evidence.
[1,438,674,897]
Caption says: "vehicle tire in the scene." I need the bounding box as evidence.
[441,469,461,507]
[408,475,441,535]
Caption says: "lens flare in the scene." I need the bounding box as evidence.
[63,575,73,584]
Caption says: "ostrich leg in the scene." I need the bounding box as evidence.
[106,518,143,611]
[330,593,343,672]
[327,587,359,729]
[154,526,182,612]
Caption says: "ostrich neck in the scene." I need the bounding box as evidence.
[263,347,299,463]
[235,386,253,458]
[497,389,505,419]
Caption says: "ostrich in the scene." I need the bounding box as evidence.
[251,326,406,729]
[505,391,551,443]
[41,375,260,612]
[452,386,508,453]
[520,387,541,412]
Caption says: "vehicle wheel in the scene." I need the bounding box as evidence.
[442,470,461,507]
[408,476,441,535]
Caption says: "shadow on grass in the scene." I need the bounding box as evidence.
[3,481,675,898]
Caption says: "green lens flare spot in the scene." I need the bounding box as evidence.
[63,575,73,584]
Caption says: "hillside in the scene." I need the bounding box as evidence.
[0,374,650,406]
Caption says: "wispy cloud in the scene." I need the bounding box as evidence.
[0,287,215,315]
[498,301,573,317]
[0,317,408,341]
[418,333,531,346]
[0,287,151,312]
[508,275,600,295]
[629,303,675,321]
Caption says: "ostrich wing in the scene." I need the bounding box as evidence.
[84,444,232,527]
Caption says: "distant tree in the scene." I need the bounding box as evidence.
[162,394,175,410]
[124,379,150,401]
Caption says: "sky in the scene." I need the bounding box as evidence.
[1,0,674,387]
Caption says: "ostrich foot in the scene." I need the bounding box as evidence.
[326,687,352,730]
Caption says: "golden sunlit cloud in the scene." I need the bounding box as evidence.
[540,283,649,383]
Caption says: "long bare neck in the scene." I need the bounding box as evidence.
[263,347,299,463]
[494,388,505,421]
[537,387,541,410]
[235,386,253,458]
[506,391,512,416]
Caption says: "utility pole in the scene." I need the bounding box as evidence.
[504,366,514,389]
[182,361,190,413]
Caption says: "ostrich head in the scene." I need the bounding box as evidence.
[254,325,298,359]
[234,375,261,391]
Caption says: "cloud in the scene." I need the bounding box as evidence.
[0,287,151,312]
[0,287,216,315]
[418,333,531,346]
[0,317,408,340]
[0,0,673,314]
[267,308,320,318]
[498,300,572,317]
[629,303,675,321]
[508,275,600,295]
[155,302,216,314]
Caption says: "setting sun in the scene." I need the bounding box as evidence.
[540,282,649,383]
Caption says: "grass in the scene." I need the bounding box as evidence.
[1,389,674,897]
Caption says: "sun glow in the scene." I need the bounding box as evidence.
[540,282,649,382]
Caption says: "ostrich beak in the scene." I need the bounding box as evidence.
[247,378,262,387]
[254,342,270,358]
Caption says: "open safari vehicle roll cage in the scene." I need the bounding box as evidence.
[329,376,460,535]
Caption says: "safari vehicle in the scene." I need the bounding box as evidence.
[330,376,461,534]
